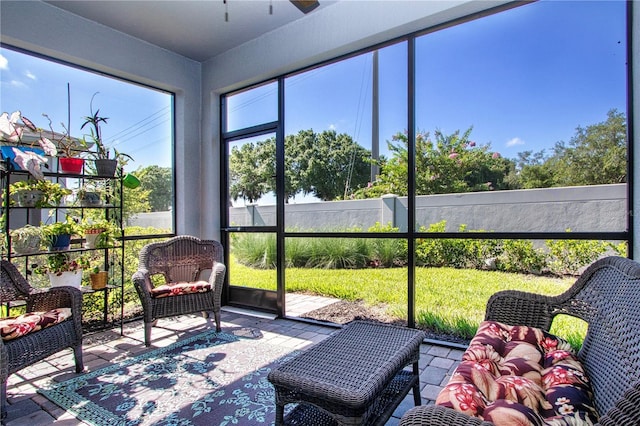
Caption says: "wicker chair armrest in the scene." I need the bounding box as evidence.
[132,268,153,293]
[0,339,7,381]
[132,268,154,318]
[597,382,640,426]
[399,406,494,426]
[484,289,555,330]
[27,286,82,313]
[208,262,226,305]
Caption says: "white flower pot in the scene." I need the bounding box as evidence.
[15,189,45,207]
[84,230,105,249]
[12,234,42,254]
[48,270,83,288]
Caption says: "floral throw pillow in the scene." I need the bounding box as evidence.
[151,280,211,298]
[436,320,598,426]
[0,308,72,341]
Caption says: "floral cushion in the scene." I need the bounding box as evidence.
[0,308,72,341]
[436,320,598,426]
[151,281,211,298]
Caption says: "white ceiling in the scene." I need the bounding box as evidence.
[45,0,337,62]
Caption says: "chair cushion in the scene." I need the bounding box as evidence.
[150,280,211,298]
[0,308,72,341]
[436,320,598,426]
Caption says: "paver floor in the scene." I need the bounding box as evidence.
[3,295,466,426]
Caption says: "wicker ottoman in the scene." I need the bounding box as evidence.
[268,321,425,425]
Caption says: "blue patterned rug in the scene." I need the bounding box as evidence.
[39,329,300,425]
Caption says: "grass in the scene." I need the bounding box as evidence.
[229,255,587,349]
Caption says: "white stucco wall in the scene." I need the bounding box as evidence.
[226,184,627,233]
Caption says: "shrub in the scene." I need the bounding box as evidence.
[546,234,610,275]
[285,237,312,267]
[231,233,277,269]
[460,229,503,270]
[367,222,407,267]
[231,222,617,275]
[307,238,369,269]
[415,222,467,268]
[496,239,547,274]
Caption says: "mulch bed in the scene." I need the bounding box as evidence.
[301,299,471,346]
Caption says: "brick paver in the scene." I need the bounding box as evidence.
[3,298,465,425]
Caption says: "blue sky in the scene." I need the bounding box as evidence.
[282,1,627,161]
[0,49,173,171]
[2,0,627,175]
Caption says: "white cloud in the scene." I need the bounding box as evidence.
[25,70,37,80]
[506,137,525,147]
[10,80,27,88]
[0,54,8,70]
[329,123,336,130]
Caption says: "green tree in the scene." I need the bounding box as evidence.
[298,129,371,201]
[284,131,311,201]
[552,109,626,186]
[515,110,627,189]
[228,130,372,203]
[515,150,556,189]
[136,165,172,211]
[228,140,273,203]
[122,185,151,222]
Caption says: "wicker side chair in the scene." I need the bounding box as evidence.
[0,260,84,421]
[132,235,226,346]
[399,256,640,426]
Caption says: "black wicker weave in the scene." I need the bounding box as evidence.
[399,256,640,426]
[132,235,226,346]
[0,260,84,421]
[268,320,425,426]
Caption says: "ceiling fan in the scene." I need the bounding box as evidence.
[290,0,320,14]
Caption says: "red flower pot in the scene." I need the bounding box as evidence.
[59,157,84,174]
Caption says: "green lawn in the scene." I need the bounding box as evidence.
[229,256,586,348]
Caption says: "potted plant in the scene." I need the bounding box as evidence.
[76,183,103,207]
[9,224,42,254]
[89,264,108,290]
[8,180,45,207]
[81,95,132,176]
[9,179,71,207]
[41,217,81,251]
[34,252,89,288]
[82,218,119,248]
[37,113,85,174]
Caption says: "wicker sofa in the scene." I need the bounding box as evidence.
[400,256,640,426]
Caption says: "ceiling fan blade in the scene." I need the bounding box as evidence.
[290,0,320,14]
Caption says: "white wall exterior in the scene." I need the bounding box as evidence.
[227,184,627,233]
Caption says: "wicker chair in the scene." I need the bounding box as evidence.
[0,260,83,421]
[132,235,226,346]
[400,256,640,426]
